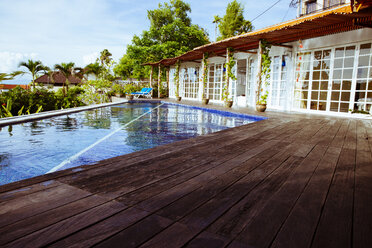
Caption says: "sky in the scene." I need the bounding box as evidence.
[0,0,297,84]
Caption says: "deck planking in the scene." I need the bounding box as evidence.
[0,101,371,248]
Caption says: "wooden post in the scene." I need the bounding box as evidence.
[158,64,162,98]
[256,40,263,105]
[200,53,205,100]
[225,47,230,102]
[166,67,170,97]
[149,65,153,97]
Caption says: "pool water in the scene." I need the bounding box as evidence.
[0,102,265,185]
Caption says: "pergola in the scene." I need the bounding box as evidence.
[143,1,372,98]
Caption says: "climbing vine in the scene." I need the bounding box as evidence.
[222,48,236,102]
[201,52,209,99]
[257,39,272,104]
[174,60,180,97]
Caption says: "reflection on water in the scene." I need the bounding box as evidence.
[0,102,263,185]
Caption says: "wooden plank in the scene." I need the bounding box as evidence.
[139,222,196,248]
[330,119,349,148]
[0,179,61,202]
[177,143,302,233]
[270,147,341,248]
[207,155,303,241]
[353,121,372,248]
[5,201,127,248]
[89,135,270,198]
[184,231,229,248]
[343,119,357,150]
[232,145,328,248]
[155,143,286,222]
[0,183,91,228]
[48,207,149,248]
[311,148,355,248]
[137,140,290,213]
[116,138,271,205]
[0,194,108,245]
[94,214,172,248]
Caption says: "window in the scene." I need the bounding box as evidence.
[305,0,317,14]
[294,52,311,109]
[324,0,345,9]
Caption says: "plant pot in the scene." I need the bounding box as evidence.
[126,95,134,100]
[256,103,267,112]
[176,96,182,101]
[115,93,123,98]
[224,100,233,108]
[202,98,209,105]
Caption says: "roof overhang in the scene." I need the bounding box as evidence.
[145,2,372,67]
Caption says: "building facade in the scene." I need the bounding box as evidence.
[147,1,372,115]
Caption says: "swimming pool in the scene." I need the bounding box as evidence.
[0,102,265,185]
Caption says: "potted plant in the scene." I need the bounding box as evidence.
[256,91,268,112]
[112,84,124,97]
[123,83,138,100]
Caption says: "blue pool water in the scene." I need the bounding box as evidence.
[0,102,265,185]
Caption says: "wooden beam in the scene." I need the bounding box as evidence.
[158,64,162,98]
[353,18,372,28]
[272,43,293,49]
[234,49,257,54]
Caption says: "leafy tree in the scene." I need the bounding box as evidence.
[218,0,253,40]
[18,59,46,90]
[115,0,209,80]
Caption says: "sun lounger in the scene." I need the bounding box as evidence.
[131,88,152,99]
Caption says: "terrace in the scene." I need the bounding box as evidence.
[0,99,371,248]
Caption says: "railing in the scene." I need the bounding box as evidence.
[300,0,346,16]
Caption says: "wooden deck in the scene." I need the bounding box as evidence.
[1,102,371,248]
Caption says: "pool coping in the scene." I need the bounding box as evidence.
[0,100,129,127]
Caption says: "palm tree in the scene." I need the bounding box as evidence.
[54,62,76,94]
[99,49,112,66]
[84,62,103,79]
[0,71,24,82]
[18,60,45,90]
[212,15,222,42]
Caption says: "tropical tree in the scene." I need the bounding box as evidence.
[217,0,253,40]
[212,15,222,42]
[84,62,103,79]
[0,71,24,82]
[99,49,112,66]
[54,62,80,94]
[18,59,46,90]
[114,0,209,80]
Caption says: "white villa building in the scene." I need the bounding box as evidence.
[146,0,372,115]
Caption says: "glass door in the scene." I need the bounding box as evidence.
[329,45,356,112]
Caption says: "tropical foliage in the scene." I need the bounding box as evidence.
[114,0,209,80]
[217,0,253,40]
[18,59,48,89]
[0,86,85,118]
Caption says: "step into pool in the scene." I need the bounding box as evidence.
[0,102,266,185]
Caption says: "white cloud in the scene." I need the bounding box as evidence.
[0,52,37,73]
[82,52,99,66]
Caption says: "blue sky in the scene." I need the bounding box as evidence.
[0,0,297,84]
